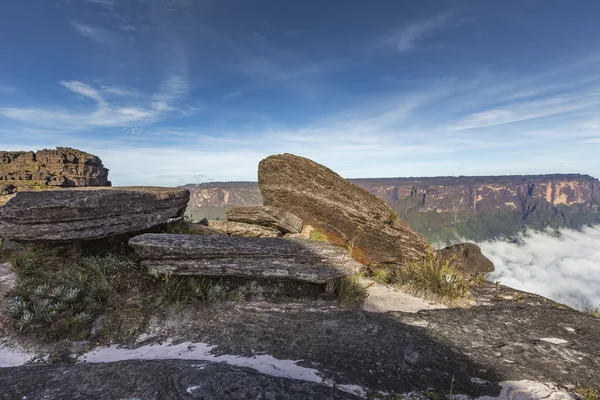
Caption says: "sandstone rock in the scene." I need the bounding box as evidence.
[209,220,281,238]
[0,147,110,193]
[437,243,495,274]
[180,221,224,236]
[258,153,430,266]
[226,205,303,234]
[129,234,361,283]
[0,187,189,242]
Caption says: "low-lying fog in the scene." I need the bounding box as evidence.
[476,225,600,309]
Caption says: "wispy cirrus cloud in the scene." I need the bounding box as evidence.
[0,77,191,129]
[450,91,600,131]
[69,20,115,44]
[383,14,453,52]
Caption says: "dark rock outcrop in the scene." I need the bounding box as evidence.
[0,187,190,241]
[0,184,16,196]
[129,234,361,283]
[0,360,358,400]
[258,153,430,266]
[226,205,303,234]
[209,220,282,238]
[437,243,495,274]
[0,147,111,191]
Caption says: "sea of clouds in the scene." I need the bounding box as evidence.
[476,224,600,309]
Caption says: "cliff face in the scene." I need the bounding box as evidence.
[0,147,110,196]
[186,182,263,208]
[187,174,599,212]
[352,174,599,214]
[185,174,600,241]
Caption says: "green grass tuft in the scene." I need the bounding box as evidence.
[149,269,225,308]
[336,274,368,308]
[388,252,471,303]
[573,387,600,400]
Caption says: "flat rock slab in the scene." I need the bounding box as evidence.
[0,187,189,241]
[258,153,430,266]
[226,205,303,234]
[129,234,362,284]
[209,220,282,238]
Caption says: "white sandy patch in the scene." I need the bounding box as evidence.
[0,343,36,367]
[79,340,323,383]
[77,339,367,397]
[539,338,569,345]
[186,385,201,394]
[476,380,575,400]
[360,278,446,313]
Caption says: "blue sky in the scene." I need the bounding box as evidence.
[1,0,599,186]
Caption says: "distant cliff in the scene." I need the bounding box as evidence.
[0,147,110,204]
[184,174,600,241]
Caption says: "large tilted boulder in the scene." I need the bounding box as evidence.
[437,243,495,274]
[209,220,281,238]
[226,205,303,234]
[129,234,361,284]
[0,187,190,241]
[258,154,430,266]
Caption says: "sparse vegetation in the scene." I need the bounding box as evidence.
[309,229,328,242]
[149,269,225,308]
[336,274,368,308]
[579,304,600,318]
[5,248,143,340]
[573,387,600,400]
[346,225,365,256]
[4,246,227,340]
[385,250,471,303]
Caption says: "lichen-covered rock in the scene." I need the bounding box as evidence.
[226,205,303,234]
[437,243,495,274]
[209,220,282,238]
[0,147,110,192]
[258,153,430,266]
[0,187,190,241]
[129,234,361,283]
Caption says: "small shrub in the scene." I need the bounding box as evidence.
[309,230,328,242]
[336,274,368,308]
[573,387,600,400]
[390,251,470,303]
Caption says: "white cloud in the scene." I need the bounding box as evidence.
[69,20,115,44]
[385,14,452,52]
[101,86,140,97]
[0,77,190,129]
[479,226,600,309]
[451,92,600,130]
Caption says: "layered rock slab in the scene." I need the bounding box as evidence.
[0,187,190,241]
[0,147,110,190]
[226,205,303,234]
[258,153,430,265]
[129,234,361,284]
[209,220,282,238]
